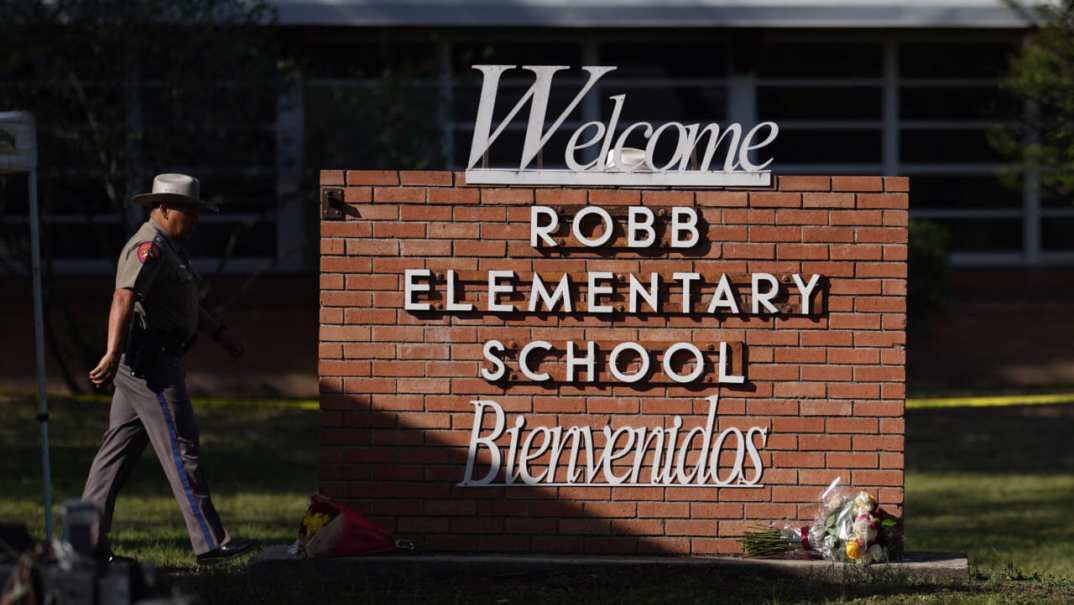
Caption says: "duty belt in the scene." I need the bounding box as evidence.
[126,323,198,379]
[162,333,198,356]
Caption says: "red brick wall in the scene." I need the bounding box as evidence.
[317,170,907,555]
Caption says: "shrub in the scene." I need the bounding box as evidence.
[908,220,951,319]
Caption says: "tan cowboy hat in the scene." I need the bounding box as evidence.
[130,173,220,212]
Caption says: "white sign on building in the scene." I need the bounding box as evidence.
[464,65,778,187]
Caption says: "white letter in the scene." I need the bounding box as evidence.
[670,207,700,249]
[446,270,474,312]
[531,206,559,248]
[460,400,505,485]
[706,274,739,314]
[627,206,656,248]
[587,271,614,314]
[628,273,660,313]
[529,273,572,312]
[467,65,616,170]
[738,121,779,171]
[674,424,708,485]
[503,416,526,484]
[710,427,746,486]
[597,95,625,169]
[601,426,640,485]
[611,122,654,172]
[404,269,431,311]
[566,341,596,382]
[564,426,597,483]
[673,272,701,313]
[718,341,745,384]
[742,427,768,485]
[751,272,779,314]
[480,340,507,381]
[565,121,607,171]
[488,270,515,312]
[519,426,554,484]
[573,206,615,248]
[608,342,650,383]
[662,342,705,384]
[680,396,719,484]
[519,340,552,382]
[682,123,742,172]
[644,122,690,172]
[630,428,667,483]
[792,273,822,315]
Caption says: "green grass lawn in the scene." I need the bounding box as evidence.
[2,392,1073,603]
[0,393,316,569]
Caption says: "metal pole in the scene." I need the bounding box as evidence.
[2,110,52,540]
[28,165,53,541]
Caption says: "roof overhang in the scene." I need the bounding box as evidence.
[271,1,1051,28]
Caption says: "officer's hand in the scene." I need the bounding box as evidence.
[89,352,120,387]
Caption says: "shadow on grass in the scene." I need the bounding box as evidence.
[0,394,320,502]
[906,404,1074,474]
[904,404,1074,578]
[171,564,982,605]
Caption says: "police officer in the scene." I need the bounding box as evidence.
[83,173,256,564]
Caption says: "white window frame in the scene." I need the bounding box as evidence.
[755,30,1057,267]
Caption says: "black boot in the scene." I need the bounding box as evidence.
[195,538,258,565]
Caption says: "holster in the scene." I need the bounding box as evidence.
[125,312,162,379]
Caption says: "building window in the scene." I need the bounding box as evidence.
[0,81,294,276]
[896,39,1025,264]
[303,36,443,171]
[756,35,1034,266]
[756,40,884,174]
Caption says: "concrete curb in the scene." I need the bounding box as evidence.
[249,545,968,585]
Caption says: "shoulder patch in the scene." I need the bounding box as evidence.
[136,241,161,265]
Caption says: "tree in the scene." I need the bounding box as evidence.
[992,0,1074,199]
[0,0,284,392]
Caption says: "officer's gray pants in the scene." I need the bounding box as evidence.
[82,355,230,555]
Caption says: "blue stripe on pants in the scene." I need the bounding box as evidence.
[155,392,217,551]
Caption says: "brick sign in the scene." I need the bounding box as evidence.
[318,171,907,555]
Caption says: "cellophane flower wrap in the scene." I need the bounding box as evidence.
[741,478,903,564]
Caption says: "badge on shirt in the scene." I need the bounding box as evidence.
[136,241,161,264]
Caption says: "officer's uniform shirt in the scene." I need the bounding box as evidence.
[115,218,200,342]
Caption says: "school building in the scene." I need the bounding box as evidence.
[2,1,1070,396]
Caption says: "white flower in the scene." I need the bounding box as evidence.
[853,491,876,516]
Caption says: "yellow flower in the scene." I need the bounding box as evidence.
[302,512,333,539]
[846,540,862,560]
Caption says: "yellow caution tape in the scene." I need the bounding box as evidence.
[16,390,1074,413]
[54,391,320,411]
[906,392,1074,409]
[189,397,320,411]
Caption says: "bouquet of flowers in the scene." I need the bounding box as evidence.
[740,478,902,565]
[289,494,409,559]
